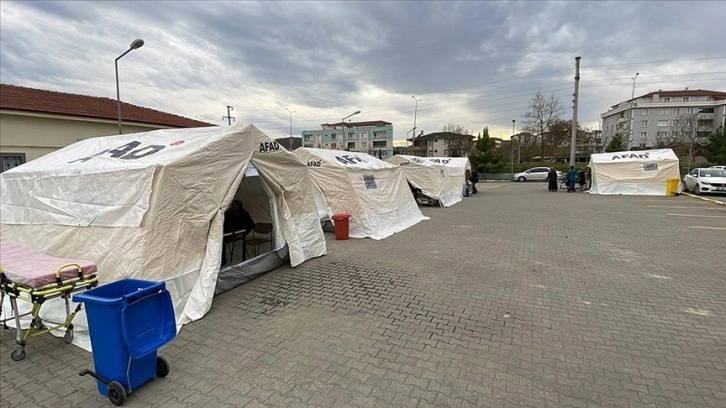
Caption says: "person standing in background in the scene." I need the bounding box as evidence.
[566,165,578,193]
[547,167,558,192]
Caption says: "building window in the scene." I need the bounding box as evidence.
[656,131,668,137]
[347,142,355,149]
[641,109,648,115]
[331,143,337,149]
[701,107,715,113]
[372,131,387,139]
[619,112,625,119]
[672,107,680,114]
[347,132,355,140]
[662,97,671,102]
[687,107,694,113]
[658,108,668,114]
[640,132,647,139]
[303,135,314,141]
[640,143,647,148]
[1,153,26,173]
[361,141,367,148]
[372,141,387,148]
[360,131,368,139]
[641,120,648,127]
[683,96,690,102]
[673,119,679,126]
[657,120,668,127]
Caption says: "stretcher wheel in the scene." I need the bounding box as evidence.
[107,381,126,406]
[10,349,25,361]
[156,356,170,378]
[64,328,74,344]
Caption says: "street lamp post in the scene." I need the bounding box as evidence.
[627,72,639,150]
[284,107,294,149]
[342,110,361,151]
[510,120,516,180]
[412,96,422,152]
[687,108,704,172]
[115,38,145,135]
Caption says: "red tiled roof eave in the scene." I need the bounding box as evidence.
[0,83,213,128]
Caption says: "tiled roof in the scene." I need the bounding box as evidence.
[412,132,475,141]
[636,89,726,101]
[0,83,213,128]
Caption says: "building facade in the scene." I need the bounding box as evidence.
[0,84,211,172]
[601,89,726,150]
[409,132,475,157]
[301,120,393,159]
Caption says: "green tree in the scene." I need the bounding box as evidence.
[605,132,626,152]
[704,128,726,164]
[469,127,504,172]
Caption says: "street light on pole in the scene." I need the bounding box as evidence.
[115,38,144,135]
[412,96,422,152]
[284,107,295,149]
[342,110,361,151]
[628,72,639,150]
[687,108,704,172]
[510,120,516,180]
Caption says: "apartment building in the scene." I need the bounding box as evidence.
[409,132,476,157]
[301,120,393,159]
[601,89,726,150]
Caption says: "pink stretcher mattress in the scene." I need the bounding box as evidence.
[0,243,97,288]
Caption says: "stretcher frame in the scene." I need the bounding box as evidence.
[0,263,99,361]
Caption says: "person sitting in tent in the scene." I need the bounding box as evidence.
[222,199,255,265]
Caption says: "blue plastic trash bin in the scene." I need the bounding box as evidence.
[74,279,176,405]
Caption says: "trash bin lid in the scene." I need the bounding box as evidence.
[331,213,351,220]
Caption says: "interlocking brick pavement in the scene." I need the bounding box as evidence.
[2,182,725,407]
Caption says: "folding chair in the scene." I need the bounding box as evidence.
[245,223,273,257]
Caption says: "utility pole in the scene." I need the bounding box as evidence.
[628,72,639,151]
[570,56,581,167]
[223,105,235,125]
[285,107,295,150]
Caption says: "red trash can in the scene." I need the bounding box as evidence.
[331,213,351,240]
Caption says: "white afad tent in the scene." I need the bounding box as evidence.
[0,124,326,349]
[293,148,428,239]
[386,155,464,207]
[589,149,680,195]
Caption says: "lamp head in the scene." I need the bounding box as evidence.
[130,39,145,49]
[353,110,361,115]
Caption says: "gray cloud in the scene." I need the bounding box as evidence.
[1,0,724,140]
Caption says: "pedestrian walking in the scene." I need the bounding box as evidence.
[469,170,479,194]
[547,167,558,192]
[566,165,578,193]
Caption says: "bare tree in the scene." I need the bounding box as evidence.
[441,123,470,135]
[523,91,564,162]
[671,113,707,163]
[447,134,475,157]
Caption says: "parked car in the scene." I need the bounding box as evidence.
[514,167,562,182]
[682,168,726,195]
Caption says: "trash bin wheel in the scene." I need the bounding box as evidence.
[107,381,126,406]
[156,356,170,378]
[10,349,25,361]
[64,328,74,344]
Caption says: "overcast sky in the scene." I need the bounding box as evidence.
[1,1,724,141]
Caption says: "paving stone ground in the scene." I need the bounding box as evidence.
[2,182,725,407]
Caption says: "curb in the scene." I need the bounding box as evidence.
[679,192,726,206]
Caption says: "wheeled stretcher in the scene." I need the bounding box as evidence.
[0,243,99,361]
